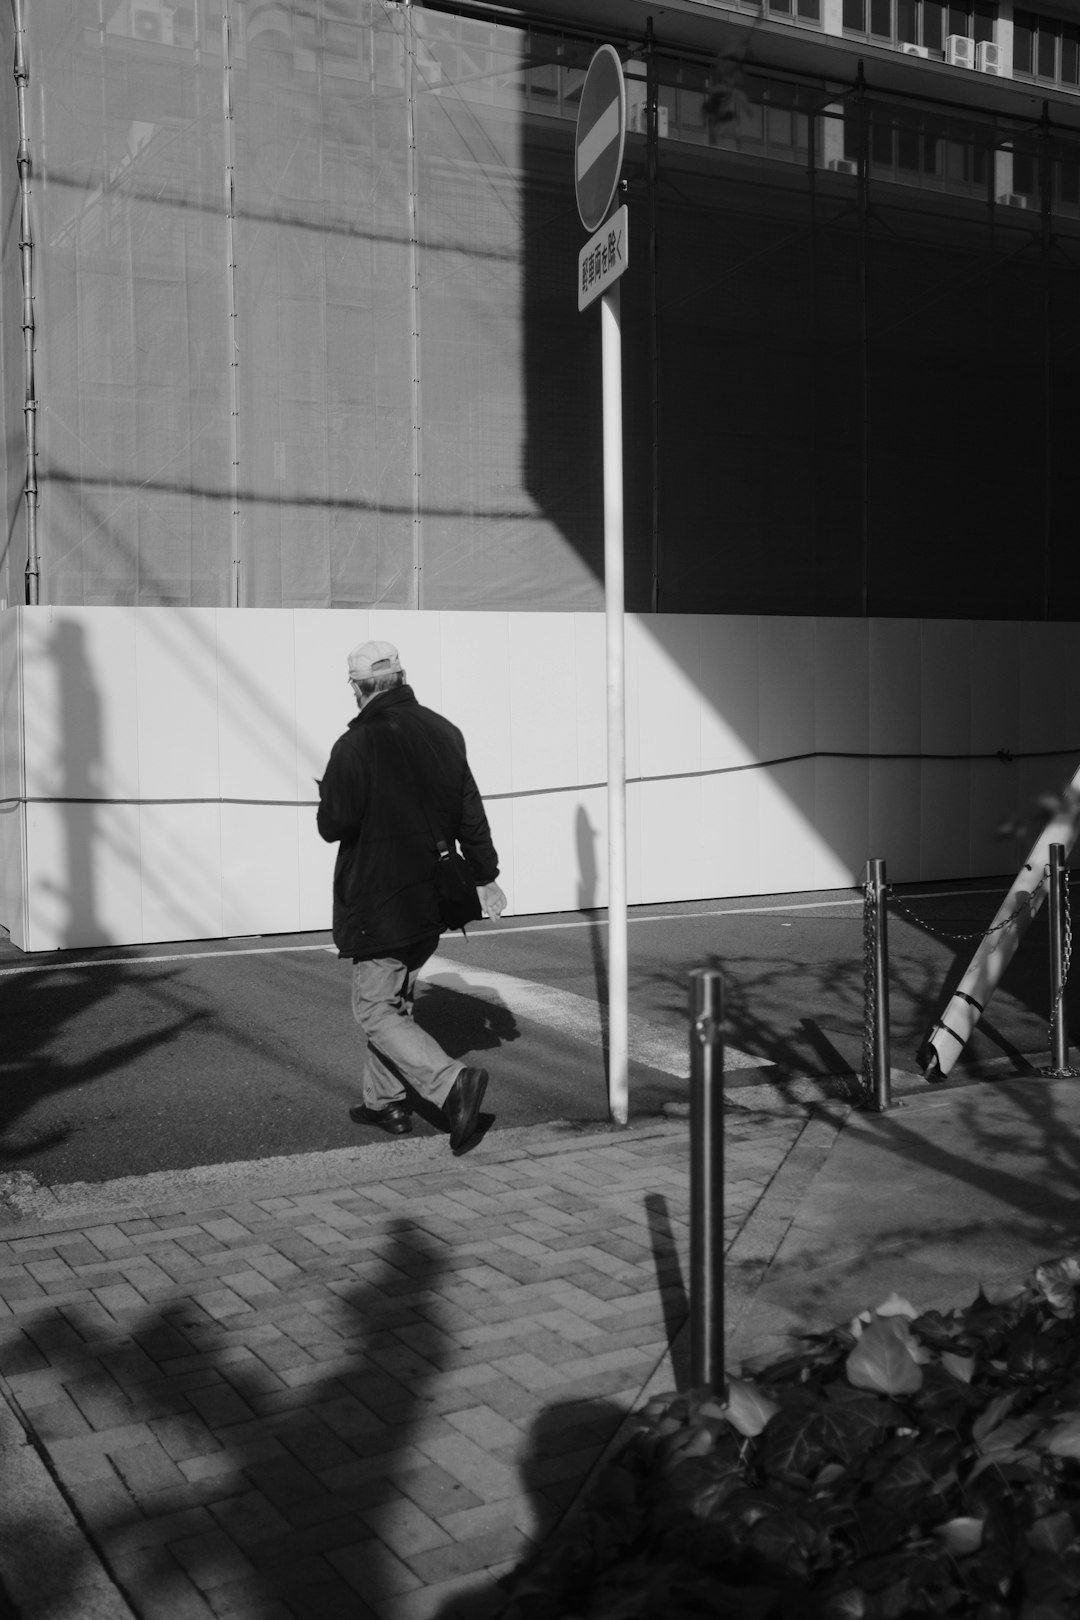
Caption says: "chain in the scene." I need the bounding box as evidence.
[860,880,877,1105]
[1049,871,1073,1029]
[885,879,1046,945]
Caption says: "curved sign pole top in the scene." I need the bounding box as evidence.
[574,44,626,234]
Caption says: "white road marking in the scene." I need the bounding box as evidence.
[422,955,767,1075]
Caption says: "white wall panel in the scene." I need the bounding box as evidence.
[920,621,972,757]
[138,803,223,943]
[20,608,140,800]
[969,759,1020,878]
[6,608,1080,952]
[0,610,26,947]
[699,616,759,769]
[508,615,578,795]
[292,611,359,789]
[1019,622,1079,757]
[758,760,819,893]
[971,621,1020,756]
[869,758,921,880]
[700,769,761,899]
[483,795,517,912]
[633,617,702,780]
[572,614,608,787]
[815,618,868,755]
[24,802,143,952]
[814,759,868,890]
[870,619,921,754]
[759,618,815,761]
[508,789,594,916]
[135,609,221,800]
[216,610,299,803]
[371,610,442,714]
[298,811,337,933]
[221,805,301,937]
[438,612,512,796]
[920,761,972,880]
[19,608,69,801]
[637,777,703,905]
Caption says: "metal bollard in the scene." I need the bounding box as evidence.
[1040,844,1079,1078]
[865,858,892,1111]
[689,967,726,1397]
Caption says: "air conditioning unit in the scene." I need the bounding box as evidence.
[996,192,1031,208]
[626,102,669,138]
[945,35,975,67]
[976,40,1004,74]
[134,5,176,43]
[827,158,858,173]
[901,43,930,57]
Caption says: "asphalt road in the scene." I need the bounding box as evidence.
[1,880,1068,1187]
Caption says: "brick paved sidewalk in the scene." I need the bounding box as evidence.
[0,1109,825,1620]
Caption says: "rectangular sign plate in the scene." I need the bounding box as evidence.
[578,204,628,312]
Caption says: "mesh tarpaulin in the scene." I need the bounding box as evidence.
[10,3,1080,617]
[22,1,603,610]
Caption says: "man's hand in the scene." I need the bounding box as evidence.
[476,881,507,920]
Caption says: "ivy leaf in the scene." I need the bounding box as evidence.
[975,1410,1041,1459]
[972,1391,1015,1444]
[1038,1415,1080,1457]
[1007,1328,1069,1379]
[940,1350,975,1383]
[933,1516,984,1556]
[874,1292,919,1320]
[873,1436,960,1515]
[747,1510,809,1577]
[1028,1510,1078,1555]
[757,1407,829,1486]
[846,1317,925,1395]
[721,1377,781,1438]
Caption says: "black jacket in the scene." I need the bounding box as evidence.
[316,684,499,959]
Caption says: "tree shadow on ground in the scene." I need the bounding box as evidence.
[0,1184,663,1620]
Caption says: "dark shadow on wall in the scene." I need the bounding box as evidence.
[48,618,107,947]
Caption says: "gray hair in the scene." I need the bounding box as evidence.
[354,668,406,700]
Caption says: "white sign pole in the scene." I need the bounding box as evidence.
[602,281,628,1126]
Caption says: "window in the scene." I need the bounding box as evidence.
[842,0,995,51]
[1014,10,1080,89]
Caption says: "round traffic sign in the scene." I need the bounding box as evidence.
[574,45,626,234]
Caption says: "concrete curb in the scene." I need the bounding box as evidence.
[0,1115,687,1235]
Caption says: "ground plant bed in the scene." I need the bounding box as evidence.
[503,1260,1080,1619]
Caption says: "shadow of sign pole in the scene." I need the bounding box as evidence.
[689,966,726,1397]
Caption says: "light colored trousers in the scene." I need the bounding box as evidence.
[351,940,463,1111]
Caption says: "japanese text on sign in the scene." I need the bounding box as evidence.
[577,205,629,312]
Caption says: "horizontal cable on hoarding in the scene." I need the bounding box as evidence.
[0,744,1075,811]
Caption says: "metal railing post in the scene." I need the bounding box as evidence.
[1041,843,1078,1078]
[689,967,725,1396]
[866,857,891,1111]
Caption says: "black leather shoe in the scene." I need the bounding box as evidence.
[443,1067,488,1151]
[349,1101,412,1135]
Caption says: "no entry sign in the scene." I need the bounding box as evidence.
[574,44,626,233]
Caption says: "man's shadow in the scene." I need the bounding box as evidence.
[407,978,520,1149]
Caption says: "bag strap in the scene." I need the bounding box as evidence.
[384,715,472,929]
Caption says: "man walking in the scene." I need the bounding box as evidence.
[317,640,506,1152]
